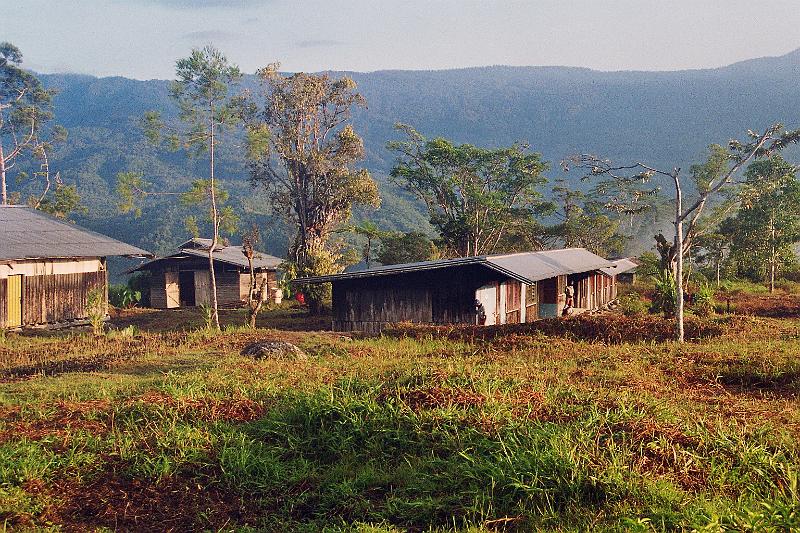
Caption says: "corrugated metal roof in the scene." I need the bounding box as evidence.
[600,258,639,276]
[295,248,614,285]
[0,205,152,261]
[132,239,282,272]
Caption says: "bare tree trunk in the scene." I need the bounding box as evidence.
[672,171,685,343]
[0,142,7,205]
[769,209,776,293]
[207,104,221,330]
[716,254,721,287]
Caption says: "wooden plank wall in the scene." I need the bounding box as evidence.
[525,282,538,322]
[238,272,277,305]
[331,266,501,332]
[20,271,106,327]
[505,281,522,323]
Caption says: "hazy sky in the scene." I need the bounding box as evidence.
[4,0,800,80]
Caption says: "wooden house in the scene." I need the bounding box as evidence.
[295,248,617,333]
[133,238,282,309]
[0,205,151,329]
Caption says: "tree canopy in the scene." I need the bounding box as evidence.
[387,124,549,257]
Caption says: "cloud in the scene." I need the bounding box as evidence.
[181,30,239,42]
[296,39,347,49]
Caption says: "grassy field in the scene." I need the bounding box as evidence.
[1,299,799,532]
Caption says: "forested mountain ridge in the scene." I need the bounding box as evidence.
[33,48,800,259]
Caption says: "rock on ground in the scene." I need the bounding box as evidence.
[241,340,308,360]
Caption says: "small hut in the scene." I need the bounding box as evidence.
[295,248,617,333]
[133,238,282,309]
[0,205,151,329]
[602,258,639,284]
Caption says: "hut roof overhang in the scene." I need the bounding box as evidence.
[132,238,282,272]
[294,248,615,286]
[0,205,152,261]
[600,258,639,276]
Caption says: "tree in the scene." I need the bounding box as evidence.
[692,231,731,287]
[546,181,626,257]
[139,46,243,330]
[721,156,800,291]
[387,124,549,257]
[349,220,381,268]
[584,167,661,233]
[376,231,439,265]
[245,64,379,313]
[242,226,267,328]
[569,124,800,342]
[0,42,67,208]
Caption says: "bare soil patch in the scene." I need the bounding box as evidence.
[42,471,261,532]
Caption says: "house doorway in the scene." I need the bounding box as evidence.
[178,271,196,306]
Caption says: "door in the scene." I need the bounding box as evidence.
[165,271,180,308]
[475,284,498,325]
[505,281,522,323]
[194,271,211,306]
[178,271,196,306]
[6,275,23,328]
[538,277,559,318]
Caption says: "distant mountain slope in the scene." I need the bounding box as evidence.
[34,48,800,260]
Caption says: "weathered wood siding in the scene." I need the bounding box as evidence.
[150,270,180,309]
[331,265,504,332]
[569,271,616,311]
[1,270,106,328]
[237,272,277,304]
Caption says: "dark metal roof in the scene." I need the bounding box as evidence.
[132,239,282,272]
[0,205,152,261]
[294,248,615,285]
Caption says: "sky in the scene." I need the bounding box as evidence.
[4,0,800,80]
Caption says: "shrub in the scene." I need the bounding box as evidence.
[651,270,677,316]
[693,283,716,317]
[618,291,648,316]
[86,287,106,336]
[109,284,141,308]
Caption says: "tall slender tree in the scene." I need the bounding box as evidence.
[140,46,242,330]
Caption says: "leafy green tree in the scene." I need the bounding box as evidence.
[585,167,661,234]
[376,231,439,265]
[691,231,731,287]
[0,42,68,208]
[721,156,800,291]
[134,46,243,329]
[387,124,549,257]
[245,64,379,313]
[546,182,626,256]
[349,220,382,267]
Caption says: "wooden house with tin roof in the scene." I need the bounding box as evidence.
[295,248,619,333]
[132,238,282,309]
[0,205,151,329]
